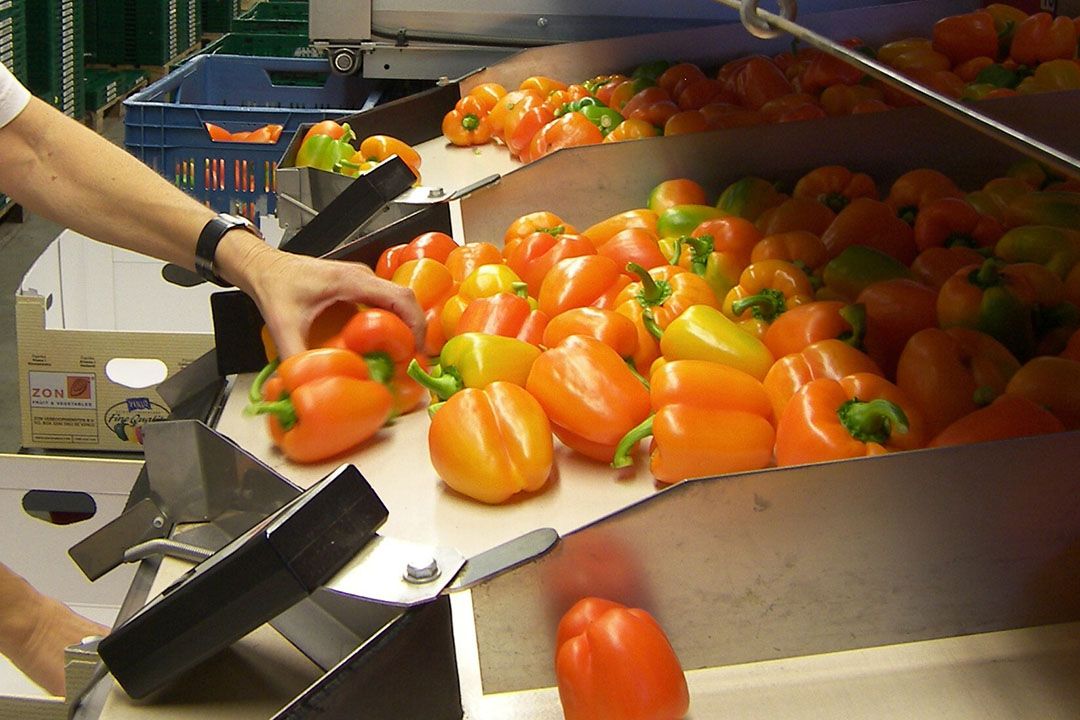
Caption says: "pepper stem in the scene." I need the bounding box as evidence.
[837,397,909,444]
[462,113,480,131]
[972,385,997,407]
[642,309,664,341]
[682,235,714,275]
[244,398,298,431]
[364,352,395,385]
[944,232,978,249]
[970,258,1003,289]
[249,359,279,404]
[407,359,463,401]
[625,358,650,390]
[612,415,655,469]
[821,192,850,214]
[837,303,867,349]
[664,237,684,265]
[511,281,530,298]
[627,262,672,307]
[731,288,786,322]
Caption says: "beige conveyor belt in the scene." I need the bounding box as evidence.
[81,375,1080,719]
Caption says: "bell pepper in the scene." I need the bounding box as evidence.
[375,231,458,279]
[715,176,788,222]
[656,204,726,239]
[1005,357,1080,431]
[505,231,597,296]
[647,179,708,214]
[723,260,815,336]
[445,242,504,283]
[855,278,939,380]
[488,89,542,138]
[818,83,885,116]
[821,245,913,302]
[911,246,990,290]
[442,106,493,147]
[755,197,836,237]
[597,227,669,274]
[1002,190,1080,229]
[913,197,1004,252]
[407,332,540,402]
[335,308,427,415]
[970,63,1031,91]
[821,198,917,266]
[719,54,794,110]
[751,230,830,277]
[526,335,651,463]
[659,235,743,303]
[928,394,1064,448]
[555,597,689,720]
[984,3,1028,52]
[1015,59,1080,94]
[507,104,557,158]
[658,304,774,381]
[885,168,964,225]
[1010,12,1077,65]
[762,300,866,360]
[553,96,603,118]
[357,134,421,181]
[390,257,455,311]
[937,258,1038,360]
[455,291,548,346]
[519,75,568,96]
[793,165,879,214]
[504,211,577,247]
[775,373,926,466]
[582,209,658,246]
[523,111,605,163]
[245,348,393,464]
[440,263,526,339]
[896,327,1020,437]
[877,37,951,75]
[578,104,626,137]
[763,338,883,421]
[295,130,358,174]
[931,10,999,65]
[615,263,720,373]
[543,307,639,361]
[612,360,775,482]
[797,46,867,95]
[537,255,632,318]
[995,225,1080,279]
[427,381,553,504]
[602,118,659,143]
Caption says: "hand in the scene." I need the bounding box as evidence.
[231,238,426,359]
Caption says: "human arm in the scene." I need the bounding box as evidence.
[0,93,424,356]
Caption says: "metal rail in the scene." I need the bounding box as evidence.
[717,0,1080,179]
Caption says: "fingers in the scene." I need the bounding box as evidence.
[342,269,428,350]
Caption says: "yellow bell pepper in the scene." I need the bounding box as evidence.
[658,305,774,380]
[407,332,541,401]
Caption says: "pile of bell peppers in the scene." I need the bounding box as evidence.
[293,120,422,182]
[443,5,1080,164]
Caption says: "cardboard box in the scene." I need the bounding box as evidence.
[16,231,216,452]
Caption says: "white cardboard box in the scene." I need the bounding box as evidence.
[16,231,217,452]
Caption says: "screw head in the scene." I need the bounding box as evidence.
[404,556,440,584]
[152,516,165,529]
[428,187,445,199]
[537,16,549,28]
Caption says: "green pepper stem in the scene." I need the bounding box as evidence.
[837,397,909,444]
[682,235,714,275]
[612,415,654,469]
[664,238,683,265]
[972,385,997,407]
[627,262,672,307]
[837,303,867,350]
[249,359,280,404]
[462,113,480,131]
[364,352,395,385]
[897,205,918,226]
[626,358,650,390]
[642,309,664,341]
[427,400,446,418]
[944,232,978,249]
[244,397,298,431]
[821,192,850,214]
[970,258,1003,289]
[731,288,786,322]
[538,225,565,237]
[407,358,462,401]
[511,282,530,298]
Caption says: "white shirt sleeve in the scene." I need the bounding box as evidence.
[0,61,32,129]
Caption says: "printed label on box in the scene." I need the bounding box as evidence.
[103,398,171,445]
[31,414,99,444]
[28,371,96,409]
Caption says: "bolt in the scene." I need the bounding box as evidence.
[428,187,445,199]
[537,17,548,28]
[404,556,440,584]
[152,516,165,529]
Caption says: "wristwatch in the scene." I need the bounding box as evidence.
[195,213,264,287]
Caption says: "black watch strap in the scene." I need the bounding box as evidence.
[195,214,262,287]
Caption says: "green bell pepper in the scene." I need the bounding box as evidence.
[295,131,358,174]
[821,245,913,301]
[715,176,787,222]
[659,235,742,301]
[1005,190,1080,229]
[995,225,1080,278]
[579,104,625,136]
[656,204,726,239]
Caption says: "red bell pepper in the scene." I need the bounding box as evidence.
[335,308,427,415]
[504,231,597,296]
[537,255,632,318]
[455,291,549,346]
[375,231,458,279]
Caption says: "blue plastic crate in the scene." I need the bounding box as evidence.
[123,54,382,219]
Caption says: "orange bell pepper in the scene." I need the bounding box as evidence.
[442,107,493,147]
[335,308,427,415]
[913,197,1004,252]
[464,82,508,113]
[525,335,651,463]
[375,231,457,279]
[928,394,1064,448]
[755,196,836,237]
[537,255,632,318]
[910,245,986,289]
[505,231,597,296]
[885,168,964,225]
[596,227,669,274]
[440,263,525,339]
[615,263,720,373]
[821,198,918,266]
[896,327,1020,437]
[455,291,548,346]
[506,104,557,158]
[428,381,553,504]
[937,258,1039,360]
[722,259,814,340]
[720,54,794,110]
[445,242,504,283]
[519,75,567,96]
[931,10,999,66]
[489,89,542,138]
[1004,356,1080,430]
[612,360,775,482]
[390,257,455,311]
[1063,327,1080,362]
[582,209,659,247]
[751,230,830,274]
[246,348,393,464]
[1010,12,1078,66]
[357,134,421,180]
[762,300,866,360]
[774,373,926,466]
[797,46,867,95]
[523,112,605,163]
[855,278,939,379]
[818,83,885,116]
[603,118,660,143]
[793,165,878,214]
[763,338,882,420]
[555,597,689,720]
[542,307,639,361]
[503,211,577,248]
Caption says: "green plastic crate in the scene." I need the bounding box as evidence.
[231,1,307,33]
[201,0,239,33]
[85,67,147,110]
[25,0,84,118]
[0,1,28,83]
[199,31,318,58]
[91,0,202,66]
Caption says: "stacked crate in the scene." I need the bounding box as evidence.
[26,0,84,119]
[0,0,28,84]
[91,0,200,67]
[231,1,307,33]
[201,0,240,34]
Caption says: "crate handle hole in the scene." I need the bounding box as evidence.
[22,490,97,526]
[105,358,168,389]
